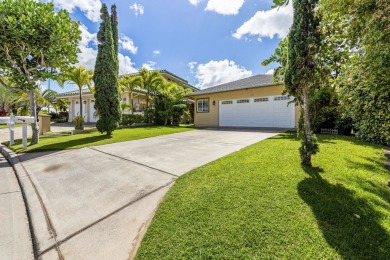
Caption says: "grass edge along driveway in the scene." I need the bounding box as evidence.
[7,126,194,153]
[136,133,390,259]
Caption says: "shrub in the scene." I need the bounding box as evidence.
[120,114,144,126]
[73,115,84,129]
[17,107,29,116]
[0,109,8,116]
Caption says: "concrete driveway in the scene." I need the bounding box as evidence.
[12,128,284,259]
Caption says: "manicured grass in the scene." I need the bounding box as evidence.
[136,133,390,259]
[0,123,22,129]
[7,126,193,153]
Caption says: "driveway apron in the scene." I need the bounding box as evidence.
[13,128,284,259]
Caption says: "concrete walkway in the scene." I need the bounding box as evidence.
[4,128,284,259]
[0,153,34,259]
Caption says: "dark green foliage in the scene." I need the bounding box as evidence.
[111,4,119,75]
[285,0,320,98]
[324,0,390,146]
[171,104,187,126]
[298,113,319,156]
[93,4,121,135]
[285,0,320,165]
[120,114,144,126]
[152,82,189,126]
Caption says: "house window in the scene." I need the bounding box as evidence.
[274,96,291,101]
[254,97,269,102]
[237,99,250,104]
[222,101,233,105]
[197,98,209,113]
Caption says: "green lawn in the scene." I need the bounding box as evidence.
[136,133,390,259]
[7,126,193,153]
[0,123,22,129]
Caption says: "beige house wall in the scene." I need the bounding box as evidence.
[193,85,300,128]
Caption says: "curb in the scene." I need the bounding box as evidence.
[0,145,38,259]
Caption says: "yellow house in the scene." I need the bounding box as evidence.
[190,74,299,128]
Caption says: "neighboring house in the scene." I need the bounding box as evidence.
[190,74,299,128]
[58,70,197,123]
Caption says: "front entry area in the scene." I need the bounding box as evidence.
[219,95,295,128]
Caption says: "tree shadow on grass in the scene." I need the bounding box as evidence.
[25,135,112,153]
[298,166,390,258]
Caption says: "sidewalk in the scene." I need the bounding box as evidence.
[0,153,34,259]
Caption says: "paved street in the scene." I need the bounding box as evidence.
[0,154,34,259]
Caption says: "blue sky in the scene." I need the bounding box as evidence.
[41,0,293,92]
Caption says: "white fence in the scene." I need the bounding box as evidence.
[320,128,338,135]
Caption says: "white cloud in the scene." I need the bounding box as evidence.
[189,0,244,15]
[49,0,102,22]
[142,61,157,70]
[119,34,138,54]
[79,24,97,47]
[265,69,275,75]
[153,50,161,56]
[118,53,138,75]
[188,61,197,73]
[189,0,202,6]
[205,0,244,15]
[193,59,252,89]
[76,24,98,70]
[233,2,293,40]
[76,24,137,75]
[130,3,144,16]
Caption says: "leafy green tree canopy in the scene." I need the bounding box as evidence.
[0,0,80,144]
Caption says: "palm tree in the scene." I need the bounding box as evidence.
[119,75,140,113]
[60,66,93,117]
[138,68,164,109]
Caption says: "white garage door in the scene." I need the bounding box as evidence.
[219,95,295,128]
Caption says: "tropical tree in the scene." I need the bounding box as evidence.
[0,80,16,111]
[93,4,121,135]
[154,81,189,125]
[319,0,390,146]
[60,66,93,118]
[138,68,165,110]
[285,0,320,166]
[0,0,80,144]
[119,75,140,112]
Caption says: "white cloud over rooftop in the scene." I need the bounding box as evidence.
[233,2,293,40]
[192,59,252,89]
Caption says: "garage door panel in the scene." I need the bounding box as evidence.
[219,95,294,128]
[251,101,273,127]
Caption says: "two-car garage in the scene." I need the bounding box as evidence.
[219,95,295,128]
[191,74,299,129]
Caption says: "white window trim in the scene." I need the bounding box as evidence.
[197,98,209,113]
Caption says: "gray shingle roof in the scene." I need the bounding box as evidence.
[191,74,281,96]
[57,86,146,98]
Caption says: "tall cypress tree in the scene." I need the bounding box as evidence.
[93,4,121,135]
[285,0,320,166]
[111,4,119,75]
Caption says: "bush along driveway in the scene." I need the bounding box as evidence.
[136,133,390,259]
